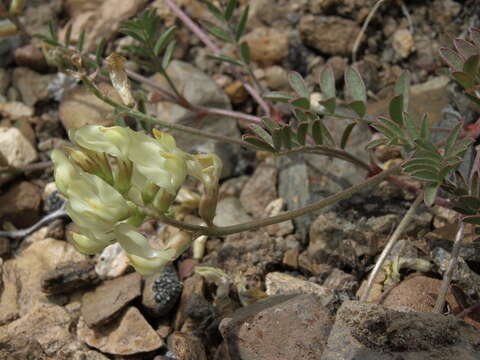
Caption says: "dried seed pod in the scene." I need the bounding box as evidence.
[105,53,136,107]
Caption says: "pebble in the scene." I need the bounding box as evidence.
[392,28,414,58]
[243,27,289,66]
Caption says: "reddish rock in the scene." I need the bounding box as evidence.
[0,181,42,228]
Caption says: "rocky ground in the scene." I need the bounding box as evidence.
[1,0,480,359]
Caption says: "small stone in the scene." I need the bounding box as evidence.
[14,43,49,72]
[0,181,42,228]
[244,27,289,66]
[240,161,277,217]
[224,80,248,104]
[264,65,289,90]
[299,15,360,55]
[95,243,130,279]
[213,197,252,227]
[265,272,333,304]
[220,294,333,360]
[81,272,142,327]
[41,261,100,295]
[59,83,121,130]
[142,265,182,317]
[0,101,33,119]
[174,274,205,331]
[392,28,414,58]
[168,332,207,360]
[77,306,163,355]
[282,247,299,268]
[0,127,37,185]
[323,268,358,293]
[12,67,54,106]
[326,56,348,81]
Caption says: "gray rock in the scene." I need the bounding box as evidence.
[321,300,480,360]
[12,67,54,107]
[81,272,142,327]
[277,153,310,240]
[214,197,252,227]
[147,60,241,178]
[41,261,99,295]
[142,265,182,317]
[220,294,333,360]
[240,160,277,217]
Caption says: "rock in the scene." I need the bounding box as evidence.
[59,83,122,130]
[147,60,241,177]
[81,272,142,327]
[219,176,249,198]
[323,268,358,293]
[95,243,130,279]
[174,274,205,331]
[0,127,37,185]
[224,80,248,104]
[299,15,360,55]
[63,0,148,52]
[142,265,183,317]
[277,154,310,239]
[77,306,163,355]
[0,238,88,325]
[0,333,48,359]
[240,160,277,217]
[12,67,54,106]
[243,27,289,66]
[65,0,104,18]
[326,56,348,81]
[41,261,100,295]
[264,198,294,236]
[282,247,299,268]
[265,272,334,304]
[0,302,74,356]
[168,332,207,360]
[0,68,11,96]
[380,276,458,313]
[220,294,333,360]
[0,181,42,228]
[322,300,480,360]
[14,43,49,72]
[392,29,414,59]
[214,197,252,227]
[264,65,289,90]
[0,101,33,119]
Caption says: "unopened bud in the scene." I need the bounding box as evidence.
[106,53,136,108]
[70,231,110,255]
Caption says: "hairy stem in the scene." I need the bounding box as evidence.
[433,221,464,313]
[360,191,424,302]
[144,164,401,236]
[81,75,257,150]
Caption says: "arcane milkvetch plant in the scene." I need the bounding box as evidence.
[52,125,222,275]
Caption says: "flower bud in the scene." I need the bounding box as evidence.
[106,53,136,108]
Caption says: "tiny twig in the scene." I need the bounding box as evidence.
[0,203,68,240]
[360,191,424,302]
[434,221,465,313]
[352,0,387,63]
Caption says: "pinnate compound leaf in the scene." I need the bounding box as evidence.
[394,71,410,110]
[199,0,225,22]
[240,41,251,65]
[452,71,475,89]
[365,138,388,150]
[162,40,176,69]
[463,54,480,76]
[348,100,366,118]
[249,124,273,146]
[311,120,323,145]
[297,122,309,146]
[264,91,293,103]
[321,97,336,114]
[225,0,237,21]
[202,21,232,42]
[208,54,243,66]
[290,97,310,110]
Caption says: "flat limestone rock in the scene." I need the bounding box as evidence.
[77,306,163,355]
[81,272,142,327]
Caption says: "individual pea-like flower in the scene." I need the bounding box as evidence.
[128,131,187,196]
[186,153,223,225]
[114,223,177,275]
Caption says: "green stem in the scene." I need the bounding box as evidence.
[279,145,371,171]
[144,164,401,236]
[81,75,256,150]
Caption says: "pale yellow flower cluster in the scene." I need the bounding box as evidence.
[52,125,222,274]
